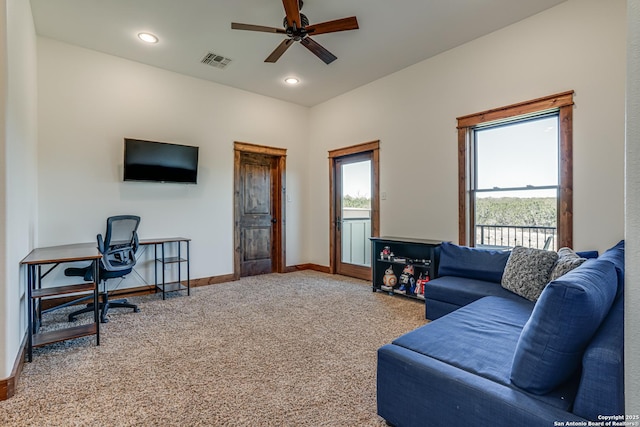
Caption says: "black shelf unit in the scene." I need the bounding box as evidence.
[141,238,191,300]
[371,236,442,301]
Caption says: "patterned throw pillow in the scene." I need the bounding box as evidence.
[501,246,558,302]
[549,247,587,281]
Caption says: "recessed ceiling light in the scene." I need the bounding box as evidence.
[138,33,158,44]
[284,77,300,85]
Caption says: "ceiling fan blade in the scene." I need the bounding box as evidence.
[231,23,286,34]
[300,37,337,64]
[306,16,359,36]
[282,0,302,29]
[265,39,295,63]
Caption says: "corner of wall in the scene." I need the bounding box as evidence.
[625,0,640,415]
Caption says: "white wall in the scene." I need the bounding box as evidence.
[307,0,626,265]
[626,0,640,415]
[37,38,309,285]
[0,0,7,381]
[10,0,638,406]
[1,0,38,379]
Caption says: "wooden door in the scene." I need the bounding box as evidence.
[238,152,277,277]
[329,141,380,281]
[334,154,373,279]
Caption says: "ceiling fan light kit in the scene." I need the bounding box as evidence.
[231,0,358,64]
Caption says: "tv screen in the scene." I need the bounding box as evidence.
[123,138,199,184]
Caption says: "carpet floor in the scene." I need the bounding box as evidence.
[0,271,427,426]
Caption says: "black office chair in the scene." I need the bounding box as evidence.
[66,215,141,323]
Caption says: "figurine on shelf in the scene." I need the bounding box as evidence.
[380,246,392,261]
[382,266,397,290]
[416,273,430,296]
[397,264,415,294]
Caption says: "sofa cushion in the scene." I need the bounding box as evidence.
[573,294,625,420]
[576,250,599,259]
[394,296,575,410]
[549,247,587,281]
[438,242,511,283]
[395,297,534,386]
[597,240,625,298]
[501,246,558,302]
[425,276,527,310]
[510,259,618,395]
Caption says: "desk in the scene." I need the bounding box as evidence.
[139,237,191,300]
[21,243,101,362]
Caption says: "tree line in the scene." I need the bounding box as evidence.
[343,195,556,228]
[476,197,556,227]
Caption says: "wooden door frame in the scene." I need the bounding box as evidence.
[233,142,287,280]
[328,140,380,279]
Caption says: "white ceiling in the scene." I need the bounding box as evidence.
[29,0,567,107]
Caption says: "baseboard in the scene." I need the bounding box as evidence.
[285,264,331,274]
[0,333,27,401]
[189,274,237,287]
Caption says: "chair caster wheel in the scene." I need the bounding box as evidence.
[134,308,140,313]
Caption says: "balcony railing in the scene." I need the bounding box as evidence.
[476,224,556,250]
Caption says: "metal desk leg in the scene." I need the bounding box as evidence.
[27,265,34,362]
[154,243,158,294]
[161,243,166,300]
[178,242,182,293]
[187,241,190,296]
[94,259,100,346]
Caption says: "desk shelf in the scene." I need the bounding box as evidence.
[156,282,188,293]
[156,256,186,264]
[140,238,191,300]
[31,283,95,299]
[21,244,101,362]
[32,324,98,348]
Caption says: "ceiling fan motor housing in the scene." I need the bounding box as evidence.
[283,13,309,32]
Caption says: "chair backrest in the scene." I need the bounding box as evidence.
[98,215,141,272]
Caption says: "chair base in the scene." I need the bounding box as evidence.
[69,293,139,323]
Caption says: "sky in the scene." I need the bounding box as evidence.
[342,160,371,198]
[475,115,558,198]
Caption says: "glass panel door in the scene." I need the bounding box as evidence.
[335,153,373,279]
[340,159,372,266]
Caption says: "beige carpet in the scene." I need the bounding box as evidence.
[0,271,427,426]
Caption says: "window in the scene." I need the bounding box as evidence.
[457,91,574,249]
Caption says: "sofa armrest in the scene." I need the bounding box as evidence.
[377,344,586,427]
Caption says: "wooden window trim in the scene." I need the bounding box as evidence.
[456,91,574,248]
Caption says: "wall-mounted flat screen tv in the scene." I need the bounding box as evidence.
[124,138,199,184]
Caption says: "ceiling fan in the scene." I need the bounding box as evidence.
[231,0,359,64]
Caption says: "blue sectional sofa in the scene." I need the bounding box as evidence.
[377,241,625,427]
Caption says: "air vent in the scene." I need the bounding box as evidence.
[200,52,232,69]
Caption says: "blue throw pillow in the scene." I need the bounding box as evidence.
[438,242,510,283]
[576,250,599,259]
[510,259,618,394]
